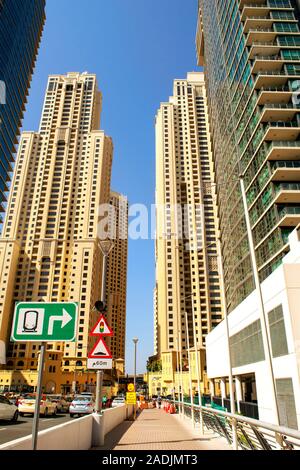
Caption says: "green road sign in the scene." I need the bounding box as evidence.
[11,302,78,342]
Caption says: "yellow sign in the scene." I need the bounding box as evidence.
[127,383,135,392]
[126,392,137,405]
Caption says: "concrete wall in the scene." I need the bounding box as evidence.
[0,404,134,450]
[102,404,134,436]
[0,414,93,450]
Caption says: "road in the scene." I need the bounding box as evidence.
[0,413,73,446]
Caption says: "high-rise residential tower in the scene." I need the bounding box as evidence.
[105,191,128,366]
[0,0,46,218]
[197,0,300,312]
[155,72,222,383]
[0,73,113,387]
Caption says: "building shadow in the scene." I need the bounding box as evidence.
[93,420,135,450]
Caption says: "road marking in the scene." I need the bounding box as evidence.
[0,428,7,431]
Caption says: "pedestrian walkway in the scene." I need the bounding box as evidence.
[93,408,231,451]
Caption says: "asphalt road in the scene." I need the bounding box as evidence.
[0,413,73,446]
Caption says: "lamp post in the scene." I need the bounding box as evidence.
[216,238,238,450]
[208,175,280,426]
[184,311,194,427]
[95,239,114,414]
[184,293,204,433]
[133,337,138,420]
[239,176,280,425]
[72,365,77,394]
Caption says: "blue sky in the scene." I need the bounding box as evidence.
[21,0,199,374]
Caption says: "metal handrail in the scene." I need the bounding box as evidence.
[164,399,300,450]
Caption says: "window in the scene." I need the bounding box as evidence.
[268,305,288,358]
[230,320,265,368]
[276,379,297,430]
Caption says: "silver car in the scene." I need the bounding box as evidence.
[69,396,95,417]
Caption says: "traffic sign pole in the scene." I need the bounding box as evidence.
[94,251,111,413]
[95,370,103,414]
[32,342,46,450]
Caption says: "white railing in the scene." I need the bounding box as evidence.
[164,400,300,451]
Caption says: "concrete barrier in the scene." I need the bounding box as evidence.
[0,414,93,450]
[0,404,134,450]
[92,404,134,447]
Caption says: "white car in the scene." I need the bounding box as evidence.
[18,394,57,417]
[111,396,125,407]
[0,395,19,422]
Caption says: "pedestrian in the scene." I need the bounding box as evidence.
[102,395,107,408]
[157,395,162,409]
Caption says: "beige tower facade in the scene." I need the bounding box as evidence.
[154,72,223,391]
[0,72,113,391]
[105,191,128,366]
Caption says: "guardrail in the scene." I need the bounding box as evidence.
[164,400,300,451]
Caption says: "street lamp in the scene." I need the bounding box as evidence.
[133,337,138,420]
[183,293,204,434]
[95,239,114,414]
[132,338,138,390]
[208,175,280,427]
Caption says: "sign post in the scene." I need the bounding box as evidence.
[32,342,46,450]
[126,383,137,420]
[87,314,113,413]
[10,302,78,450]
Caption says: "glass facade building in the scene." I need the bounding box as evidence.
[0,0,46,217]
[197,0,300,312]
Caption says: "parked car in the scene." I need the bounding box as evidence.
[47,394,69,413]
[18,394,57,417]
[111,396,126,407]
[69,395,95,417]
[0,395,19,422]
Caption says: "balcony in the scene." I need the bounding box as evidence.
[257,87,292,105]
[274,182,300,203]
[260,103,300,122]
[249,43,281,59]
[254,71,300,89]
[243,17,274,34]
[278,205,300,226]
[239,0,294,12]
[264,120,300,140]
[246,27,300,47]
[241,6,271,22]
[270,160,300,182]
[252,56,284,73]
[266,140,300,160]
[239,0,269,9]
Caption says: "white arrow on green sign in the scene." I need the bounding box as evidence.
[11,302,78,342]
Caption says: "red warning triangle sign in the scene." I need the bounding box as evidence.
[90,315,113,337]
[88,337,112,359]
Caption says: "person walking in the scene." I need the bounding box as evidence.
[157,395,162,409]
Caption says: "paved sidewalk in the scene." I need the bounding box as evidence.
[93,408,231,451]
